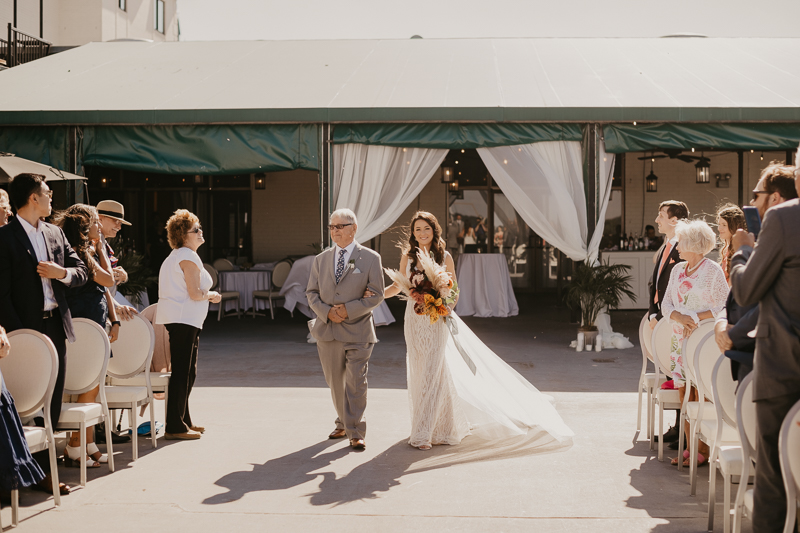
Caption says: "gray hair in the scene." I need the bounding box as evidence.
[675,220,716,256]
[0,189,8,207]
[330,208,357,225]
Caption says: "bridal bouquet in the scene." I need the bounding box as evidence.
[385,250,459,324]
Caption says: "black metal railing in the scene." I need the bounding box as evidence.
[1,24,51,68]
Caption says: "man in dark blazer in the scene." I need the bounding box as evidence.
[648,200,689,328]
[716,164,798,384]
[729,162,800,533]
[0,173,88,495]
[647,200,688,445]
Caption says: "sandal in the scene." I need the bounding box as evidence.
[64,444,101,468]
[418,444,432,450]
[671,449,690,466]
[87,443,108,464]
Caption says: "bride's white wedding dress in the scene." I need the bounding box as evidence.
[404,255,574,448]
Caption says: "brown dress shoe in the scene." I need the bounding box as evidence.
[165,431,201,440]
[33,475,71,495]
[350,438,365,450]
[189,426,205,434]
[329,428,347,439]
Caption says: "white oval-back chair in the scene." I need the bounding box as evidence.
[779,399,800,533]
[104,314,156,462]
[59,318,115,486]
[733,373,758,533]
[0,329,61,525]
[651,317,681,460]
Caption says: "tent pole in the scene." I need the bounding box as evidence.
[320,123,331,248]
[585,124,598,243]
[737,150,744,208]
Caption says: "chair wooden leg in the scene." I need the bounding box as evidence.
[217,302,223,321]
[658,402,664,461]
[150,401,157,449]
[104,405,115,473]
[47,434,61,506]
[236,297,241,319]
[636,378,644,435]
[129,407,138,462]
[708,460,718,531]
[723,469,732,533]
[80,421,87,487]
[690,431,699,495]
[11,488,18,526]
[269,294,274,320]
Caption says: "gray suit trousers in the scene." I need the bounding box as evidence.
[752,390,800,533]
[317,340,373,440]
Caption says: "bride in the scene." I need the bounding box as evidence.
[383,211,574,450]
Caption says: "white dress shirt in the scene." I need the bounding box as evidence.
[18,216,71,311]
[333,241,357,272]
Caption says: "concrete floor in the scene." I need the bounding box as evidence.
[3,296,752,532]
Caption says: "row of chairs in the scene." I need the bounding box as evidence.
[203,260,292,321]
[0,309,166,528]
[635,313,800,533]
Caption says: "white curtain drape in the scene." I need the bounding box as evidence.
[587,144,615,264]
[477,142,588,261]
[333,144,448,243]
[477,141,614,263]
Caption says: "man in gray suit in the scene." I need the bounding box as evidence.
[730,161,800,533]
[307,208,385,450]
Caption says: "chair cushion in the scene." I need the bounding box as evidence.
[58,403,103,425]
[687,401,717,421]
[220,292,240,299]
[700,419,740,445]
[105,385,148,404]
[643,373,667,387]
[717,445,746,475]
[657,389,681,407]
[109,373,170,389]
[23,427,47,452]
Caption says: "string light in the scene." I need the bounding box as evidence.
[761,152,764,161]
[750,149,754,153]
[633,121,637,126]
[503,159,508,165]
[691,147,695,152]
[461,149,465,153]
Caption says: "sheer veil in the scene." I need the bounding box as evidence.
[444,312,574,443]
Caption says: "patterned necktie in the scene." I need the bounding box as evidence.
[335,249,346,283]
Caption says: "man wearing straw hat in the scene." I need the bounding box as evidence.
[96,200,138,320]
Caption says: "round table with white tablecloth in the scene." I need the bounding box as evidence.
[209,270,273,313]
[454,253,519,318]
[280,255,395,326]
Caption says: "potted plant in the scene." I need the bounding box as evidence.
[566,260,636,347]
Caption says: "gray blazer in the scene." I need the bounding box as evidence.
[730,198,800,402]
[306,243,385,343]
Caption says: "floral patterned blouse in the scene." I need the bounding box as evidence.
[660,258,729,386]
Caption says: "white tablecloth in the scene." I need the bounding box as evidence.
[455,253,519,318]
[210,270,273,312]
[279,255,395,326]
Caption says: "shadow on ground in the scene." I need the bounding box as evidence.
[204,432,569,507]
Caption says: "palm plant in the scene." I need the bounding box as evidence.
[566,260,636,331]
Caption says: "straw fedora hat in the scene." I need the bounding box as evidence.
[96,200,132,225]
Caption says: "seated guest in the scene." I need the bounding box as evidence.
[660,220,729,467]
[54,204,119,467]
[716,204,747,286]
[0,190,12,227]
[0,325,46,494]
[155,210,221,440]
[645,224,662,250]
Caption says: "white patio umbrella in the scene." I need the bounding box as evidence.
[0,152,86,183]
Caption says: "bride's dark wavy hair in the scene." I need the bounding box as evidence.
[401,211,446,272]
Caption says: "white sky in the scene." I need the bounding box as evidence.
[177,0,800,41]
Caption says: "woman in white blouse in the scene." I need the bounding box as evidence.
[660,219,729,467]
[155,210,221,440]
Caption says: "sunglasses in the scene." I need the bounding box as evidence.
[328,223,353,231]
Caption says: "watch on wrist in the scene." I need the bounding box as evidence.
[111,321,121,327]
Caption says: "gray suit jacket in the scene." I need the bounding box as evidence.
[306,243,385,343]
[730,198,800,401]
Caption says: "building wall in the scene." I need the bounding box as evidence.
[1,0,42,38]
[621,150,790,235]
[35,0,178,46]
[251,170,321,263]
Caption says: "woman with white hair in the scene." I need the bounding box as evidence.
[660,219,729,466]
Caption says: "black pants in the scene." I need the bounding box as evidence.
[32,313,67,470]
[165,323,200,434]
[752,390,800,533]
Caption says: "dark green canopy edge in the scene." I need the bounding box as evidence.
[81,124,320,174]
[332,123,583,148]
[3,107,800,126]
[604,123,800,153]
